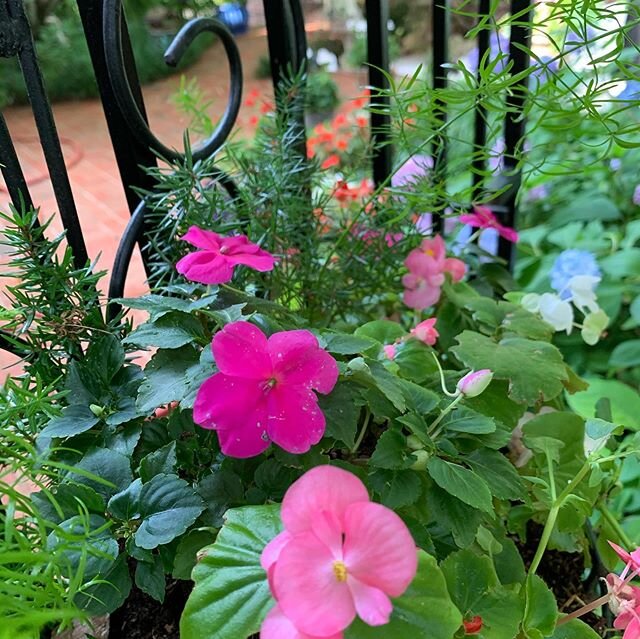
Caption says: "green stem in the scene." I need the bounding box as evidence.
[221,283,247,297]
[600,502,634,548]
[352,409,372,454]
[529,462,592,576]
[428,394,463,438]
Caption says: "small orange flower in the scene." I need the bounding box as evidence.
[321,154,340,170]
[336,138,349,151]
[356,115,368,128]
[249,115,259,127]
[260,100,274,114]
[332,113,347,128]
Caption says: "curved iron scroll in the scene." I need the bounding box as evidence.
[102,3,243,162]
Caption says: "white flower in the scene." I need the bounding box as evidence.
[521,293,541,313]
[567,275,600,313]
[538,293,574,334]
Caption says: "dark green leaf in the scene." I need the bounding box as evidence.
[116,293,218,321]
[427,458,493,512]
[318,382,361,448]
[441,549,499,613]
[426,483,482,548]
[68,447,133,500]
[172,529,217,580]
[135,474,205,549]
[108,478,143,521]
[40,405,99,439]
[135,554,166,603]
[370,429,413,469]
[124,312,205,349]
[466,449,526,501]
[139,442,177,483]
[369,469,422,509]
[355,320,405,344]
[522,574,558,639]
[322,331,380,354]
[442,406,496,435]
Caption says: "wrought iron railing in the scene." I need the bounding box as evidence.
[0,0,533,356]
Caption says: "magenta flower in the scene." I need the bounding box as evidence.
[402,235,466,310]
[260,466,417,639]
[410,318,439,346]
[176,226,276,285]
[459,205,519,243]
[193,322,339,457]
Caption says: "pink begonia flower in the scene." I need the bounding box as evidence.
[410,318,439,346]
[193,322,338,457]
[260,466,418,639]
[383,344,397,360]
[610,542,640,576]
[459,205,519,243]
[176,226,276,285]
[402,235,466,310]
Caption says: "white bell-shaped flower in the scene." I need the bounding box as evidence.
[538,293,574,334]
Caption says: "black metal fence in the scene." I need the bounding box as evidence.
[0,0,533,356]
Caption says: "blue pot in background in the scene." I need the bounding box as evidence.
[217,3,249,35]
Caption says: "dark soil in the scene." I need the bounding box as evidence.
[517,522,611,636]
[108,580,192,639]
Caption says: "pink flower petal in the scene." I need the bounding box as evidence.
[497,225,519,243]
[212,321,272,379]
[281,466,370,534]
[226,249,277,272]
[343,502,417,597]
[180,226,223,250]
[266,385,326,454]
[444,257,466,282]
[176,251,235,284]
[403,281,442,310]
[193,374,270,457]
[458,213,482,227]
[275,532,356,636]
[610,541,634,565]
[268,330,339,393]
[405,249,442,276]
[262,531,293,572]
[260,605,343,639]
[623,617,640,639]
[347,577,393,627]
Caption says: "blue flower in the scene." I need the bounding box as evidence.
[550,250,601,298]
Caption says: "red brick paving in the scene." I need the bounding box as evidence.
[0,26,366,379]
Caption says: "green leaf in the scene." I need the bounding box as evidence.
[322,331,380,354]
[473,586,523,639]
[370,429,413,469]
[40,404,100,439]
[76,552,132,616]
[172,529,217,580]
[394,341,439,383]
[318,383,361,448]
[345,551,462,639]
[426,483,482,548]
[108,478,143,521]
[104,423,141,458]
[610,340,640,369]
[369,469,422,509]
[601,248,640,278]
[139,442,177,483]
[551,618,601,639]
[465,381,526,430]
[116,292,218,321]
[68,447,133,500]
[399,380,440,414]
[441,549,499,613]
[522,574,558,639]
[135,554,166,603]
[369,363,406,412]
[566,378,640,430]
[451,332,567,405]
[135,474,205,550]
[210,303,246,325]
[197,469,245,528]
[427,457,493,513]
[442,406,496,435]
[137,346,201,414]
[180,505,282,639]
[466,449,526,501]
[355,320,406,344]
[124,311,205,349]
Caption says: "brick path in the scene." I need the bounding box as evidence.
[0,24,366,379]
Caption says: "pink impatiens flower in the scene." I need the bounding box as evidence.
[459,205,519,243]
[193,322,338,457]
[176,226,276,285]
[410,318,439,346]
[260,466,418,639]
[402,235,466,310]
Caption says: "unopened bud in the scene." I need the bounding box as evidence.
[89,404,104,417]
[456,369,493,398]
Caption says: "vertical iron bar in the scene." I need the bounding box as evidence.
[471,0,491,199]
[0,112,35,212]
[366,0,392,187]
[432,0,449,233]
[500,0,532,266]
[262,0,307,157]
[7,0,88,267]
[76,0,156,277]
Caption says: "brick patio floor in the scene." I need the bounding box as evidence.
[0,23,366,379]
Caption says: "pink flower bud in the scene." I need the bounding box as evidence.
[383,344,397,360]
[456,369,493,397]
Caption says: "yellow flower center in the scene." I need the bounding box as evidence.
[424,249,434,256]
[333,561,348,582]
